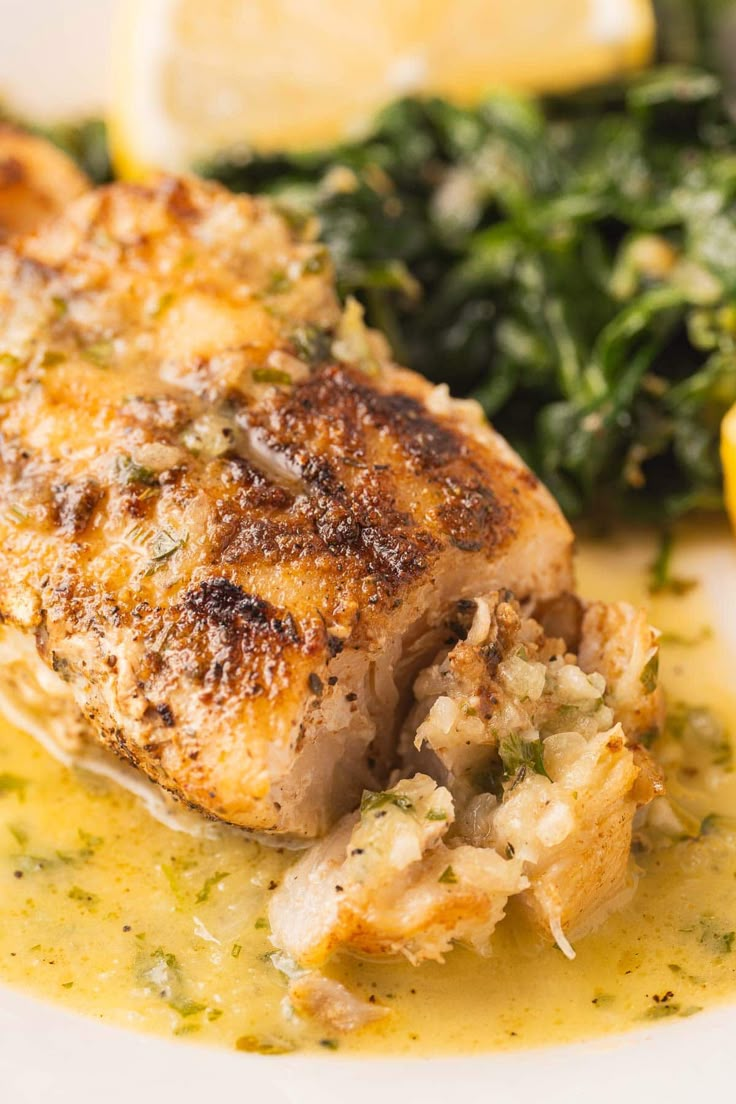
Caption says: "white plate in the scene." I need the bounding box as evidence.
[0,982,734,1104]
[0,4,734,1100]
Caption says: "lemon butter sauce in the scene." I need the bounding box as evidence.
[0,526,735,1055]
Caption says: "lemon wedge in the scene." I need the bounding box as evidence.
[721,404,736,531]
[110,0,654,178]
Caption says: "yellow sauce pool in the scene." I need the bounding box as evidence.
[0,526,735,1055]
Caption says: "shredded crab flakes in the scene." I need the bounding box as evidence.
[270,588,664,988]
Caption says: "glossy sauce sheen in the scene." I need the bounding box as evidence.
[0,527,735,1055]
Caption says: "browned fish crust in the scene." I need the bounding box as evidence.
[0,175,572,837]
[0,125,89,239]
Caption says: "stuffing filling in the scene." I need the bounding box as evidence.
[270,589,665,1008]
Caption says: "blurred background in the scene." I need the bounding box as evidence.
[0,0,734,120]
[0,0,114,117]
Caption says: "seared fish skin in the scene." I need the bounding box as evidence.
[0,175,572,838]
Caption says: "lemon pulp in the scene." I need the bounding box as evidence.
[110,0,654,177]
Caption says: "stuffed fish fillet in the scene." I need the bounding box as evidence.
[0,173,575,840]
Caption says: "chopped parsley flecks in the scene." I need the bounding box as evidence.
[360,790,414,815]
